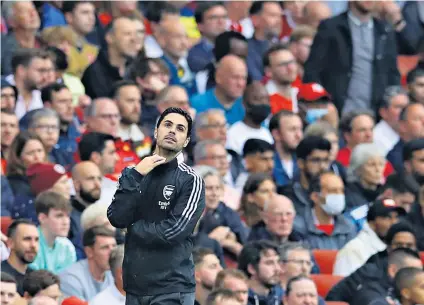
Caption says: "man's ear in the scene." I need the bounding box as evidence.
[154,129,158,139]
[85,246,94,259]
[310,191,320,205]
[194,268,202,283]
[247,263,257,277]
[38,213,47,225]
[297,159,305,171]
[183,137,190,147]
[91,152,102,165]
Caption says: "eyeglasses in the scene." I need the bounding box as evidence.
[307,157,329,164]
[34,124,59,132]
[283,259,314,267]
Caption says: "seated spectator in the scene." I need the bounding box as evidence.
[394,267,424,305]
[59,227,116,301]
[269,111,303,187]
[283,275,319,305]
[402,139,424,187]
[235,139,274,192]
[385,222,418,252]
[194,248,223,305]
[406,68,424,104]
[379,174,418,214]
[1,79,18,112]
[238,240,284,305]
[408,185,424,250]
[279,136,331,217]
[29,191,76,274]
[304,121,346,182]
[1,110,19,173]
[195,166,247,257]
[1,219,39,296]
[294,171,356,250]
[22,270,61,303]
[226,82,273,157]
[89,245,125,305]
[239,173,277,227]
[345,143,386,210]
[27,108,73,167]
[334,198,405,276]
[81,17,138,99]
[288,25,316,82]
[205,289,241,305]
[302,2,332,29]
[374,86,409,156]
[214,269,249,305]
[191,55,247,125]
[1,272,18,305]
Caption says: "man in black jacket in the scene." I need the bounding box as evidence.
[107,107,205,305]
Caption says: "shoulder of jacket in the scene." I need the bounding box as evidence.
[177,163,202,181]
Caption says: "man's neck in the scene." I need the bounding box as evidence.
[274,81,293,99]
[154,147,178,163]
[195,286,210,305]
[40,226,56,248]
[300,172,309,191]
[119,122,131,132]
[249,278,270,297]
[280,277,288,290]
[314,206,333,225]
[164,51,180,66]
[88,259,107,282]
[276,144,292,162]
[350,6,372,23]
[108,47,126,77]
[359,178,378,191]
[14,77,33,105]
[227,8,245,23]
[74,195,91,209]
[7,254,27,274]
[14,29,36,49]
[254,30,266,41]
[243,117,261,129]
[214,87,237,108]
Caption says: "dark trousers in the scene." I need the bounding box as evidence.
[126,292,195,305]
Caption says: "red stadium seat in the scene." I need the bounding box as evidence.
[1,217,13,235]
[312,250,338,274]
[326,302,349,305]
[420,252,424,265]
[310,274,344,298]
[224,255,238,269]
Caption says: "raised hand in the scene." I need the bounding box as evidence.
[135,155,166,175]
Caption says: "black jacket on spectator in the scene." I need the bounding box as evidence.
[345,182,383,210]
[407,203,424,251]
[303,12,400,114]
[81,49,123,99]
[326,250,388,303]
[1,260,33,296]
[396,1,424,55]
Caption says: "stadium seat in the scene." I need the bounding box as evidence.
[420,252,424,265]
[224,255,238,269]
[312,250,338,274]
[1,217,13,235]
[326,302,349,305]
[310,274,344,298]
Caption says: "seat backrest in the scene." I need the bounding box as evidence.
[1,217,12,235]
[310,274,344,298]
[312,249,338,274]
[326,301,349,305]
[420,252,424,265]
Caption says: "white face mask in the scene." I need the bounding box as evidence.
[321,194,346,215]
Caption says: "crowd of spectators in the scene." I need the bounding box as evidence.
[1,1,424,305]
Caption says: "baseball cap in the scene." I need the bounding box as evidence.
[27,163,67,196]
[367,198,407,222]
[298,83,331,102]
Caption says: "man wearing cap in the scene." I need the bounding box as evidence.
[334,198,406,276]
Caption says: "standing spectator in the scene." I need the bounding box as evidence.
[406,68,424,104]
[29,191,76,274]
[1,110,19,172]
[283,276,318,305]
[304,0,400,115]
[1,1,41,75]
[1,272,18,305]
[1,79,17,112]
[302,2,332,29]
[226,82,273,156]
[81,17,138,99]
[288,25,316,83]
[2,219,39,296]
[280,1,307,40]
[214,269,249,305]
[59,227,116,301]
[247,1,283,81]
[89,245,125,305]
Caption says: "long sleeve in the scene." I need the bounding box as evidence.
[107,167,144,229]
[131,174,205,246]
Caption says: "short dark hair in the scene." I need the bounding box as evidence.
[388,247,421,267]
[62,1,92,14]
[35,191,71,216]
[11,49,50,74]
[110,80,139,99]
[126,57,170,81]
[380,86,408,109]
[41,83,69,104]
[249,1,280,15]
[399,103,420,122]
[193,247,215,267]
[206,289,239,305]
[263,43,290,67]
[78,132,115,161]
[1,272,16,284]
[296,136,331,160]
[83,226,116,247]
[243,139,274,158]
[383,174,419,196]
[403,138,424,162]
[23,270,60,297]
[269,110,299,133]
[145,2,179,23]
[286,275,314,296]
[195,1,224,24]
[215,269,248,289]
[213,31,247,62]
[385,221,417,247]
[238,240,279,278]
[156,107,193,137]
[406,67,424,84]
[7,219,36,238]
[395,267,423,300]
[46,46,68,71]
[339,109,375,134]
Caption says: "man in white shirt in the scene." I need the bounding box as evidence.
[374,86,409,155]
[333,198,405,276]
[90,245,125,305]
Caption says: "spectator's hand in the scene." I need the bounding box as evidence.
[78,94,91,109]
[227,231,237,242]
[209,226,231,242]
[381,2,403,28]
[0,232,7,243]
[135,155,166,175]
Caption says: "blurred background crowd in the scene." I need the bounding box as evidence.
[1,1,424,305]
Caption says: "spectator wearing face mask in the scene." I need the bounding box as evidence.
[294,171,356,250]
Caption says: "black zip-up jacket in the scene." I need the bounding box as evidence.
[107,158,205,296]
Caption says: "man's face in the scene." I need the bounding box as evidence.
[36,284,62,302]
[249,179,277,210]
[222,276,249,305]
[74,165,102,204]
[99,140,119,175]
[346,115,374,147]
[264,199,296,238]
[380,94,409,131]
[284,279,318,305]
[291,37,313,64]
[133,19,146,54]
[50,175,71,200]
[300,149,330,180]
[31,117,60,150]
[197,112,227,146]
[109,18,138,58]
[204,174,223,210]
[200,144,229,178]
[116,85,141,125]
[12,1,40,31]
[217,61,247,101]
[89,100,121,137]
[409,76,424,104]
[402,104,424,139]
[23,58,50,90]
[0,113,19,148]
[196,254,223,290]
[389,231,417,251]
[409,149,424,179]
[39,58,56,88]
[8,224,39,264]
[281,250,313,280]
[284,1,306,21]
[405,273,424,305]
[351,1,377,14]
[267,50,298,85]
[157,88,190,114]
[245,151,274,175]
[275,115,303,151]
[162,22,189,60]
[324,132,339,162]
[69,2,96,35]
[229,39,249,60]
[50,88,74,123]
[40,208,71,238]
[87,236,117,271]
[372,213,399,240]
[255,2,282,38]
[155,113,189,154]
[252,249,281,286]
[198,5,228,40]
[1,87,16,111]
[0,281,17,305]
[314,173,344,209]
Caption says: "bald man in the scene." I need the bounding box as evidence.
[191,54,247,125]
[70,161,103,259]
[303,1,332,29]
